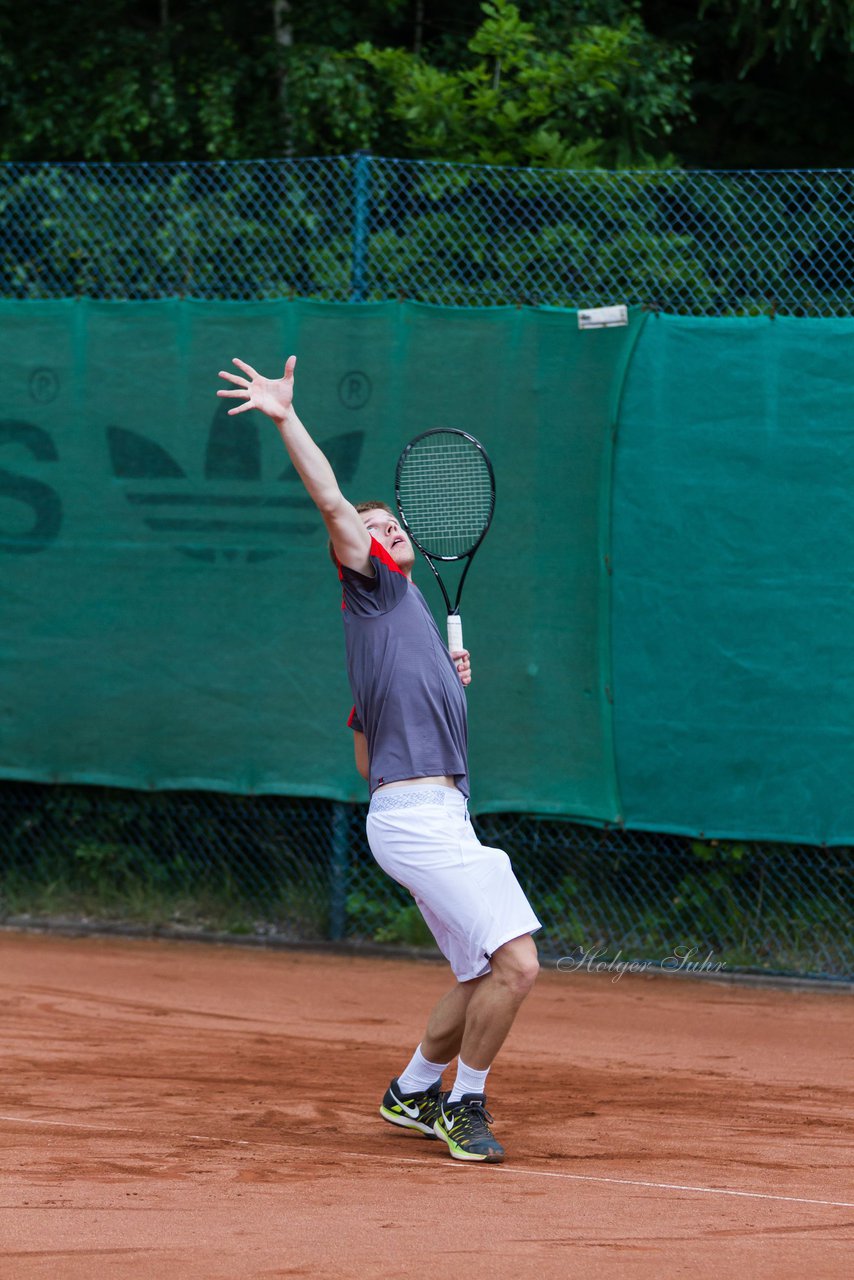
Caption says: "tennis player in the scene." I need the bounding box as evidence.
[217,354,541,1164]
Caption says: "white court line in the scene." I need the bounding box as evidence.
[2,1114,851,1210]
[0,1114,250,1145]
[334,1150,854,1210]
[480,1162,854,1210]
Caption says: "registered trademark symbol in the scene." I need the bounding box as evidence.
[29,368,60,404]
[338,371,372,410]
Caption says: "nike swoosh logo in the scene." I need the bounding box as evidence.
[390,1087,421,1119]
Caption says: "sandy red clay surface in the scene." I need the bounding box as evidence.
[0,929,851,1279]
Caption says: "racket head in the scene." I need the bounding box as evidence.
[394,428,496,561]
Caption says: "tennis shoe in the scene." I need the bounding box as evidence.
[433,1092,505,1163]
[380,1077,444,1137]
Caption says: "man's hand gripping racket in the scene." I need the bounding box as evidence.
[395,428,496,652]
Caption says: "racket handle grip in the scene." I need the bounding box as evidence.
[447,614,463,653]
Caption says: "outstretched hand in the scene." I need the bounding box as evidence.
[216,355,297,425]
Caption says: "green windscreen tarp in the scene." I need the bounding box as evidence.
[612,314,854,844]
[0,299,640,815]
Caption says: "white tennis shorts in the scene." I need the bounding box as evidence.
[365,786,541,982]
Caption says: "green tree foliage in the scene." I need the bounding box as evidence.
[356,0,692,167]
[701,0,854,65]
[0,0,853,167]
[646,0,854,166]
[0,0,689,166]
[0,0,281,160]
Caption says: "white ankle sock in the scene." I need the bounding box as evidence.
[397,1043,450,1094]
[448,1058,490,1103]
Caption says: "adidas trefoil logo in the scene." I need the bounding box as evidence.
[108,404,363,563]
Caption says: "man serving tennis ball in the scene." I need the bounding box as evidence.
[217,354,540,1165]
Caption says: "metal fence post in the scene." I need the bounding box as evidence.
[329,802,351,940]
[350,150,371,302]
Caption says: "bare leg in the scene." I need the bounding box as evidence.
[420,977,483,1064]
[420,934,539,1070]
[458,935,539,1071]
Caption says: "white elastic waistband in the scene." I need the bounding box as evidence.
[369,786,464,814]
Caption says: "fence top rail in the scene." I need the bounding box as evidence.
[3,156,854,174]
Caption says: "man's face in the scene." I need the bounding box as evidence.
[360,507,415,575]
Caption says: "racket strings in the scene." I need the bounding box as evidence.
[397,437,493,557]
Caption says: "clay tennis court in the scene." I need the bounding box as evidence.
[1,929,851,1278]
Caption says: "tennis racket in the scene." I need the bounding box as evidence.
[394,428,496,652]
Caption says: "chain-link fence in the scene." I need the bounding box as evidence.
[3,156,853,977]
[2,156,854,314]
[0,784,850,981]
